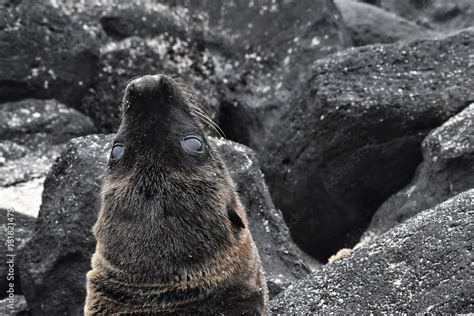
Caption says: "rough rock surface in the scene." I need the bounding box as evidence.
[20,135,309,315]
[271,190,474,314]
[0,209,35,298]
[378,0,474,32]
[335,0,439,46]
[262,29,474,261]
[205,0,352,149]
[365,103,474,237]
[0,99,96,216]
[0,1,99,105]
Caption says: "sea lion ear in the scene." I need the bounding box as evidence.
[227,207,245,229]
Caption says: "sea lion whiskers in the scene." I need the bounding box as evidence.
[191,108,225,138]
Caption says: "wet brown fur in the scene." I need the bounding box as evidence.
[84,75,268,315]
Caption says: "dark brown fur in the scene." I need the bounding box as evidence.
[85,75,268,315]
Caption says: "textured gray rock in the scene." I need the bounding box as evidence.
[208,0,352,149]
[271,190,474,314]
[365,103,474,237]
[378,0,474,32]
[0,1,98,105]
[335,0,438,46]
[20,135,309,315]
[261,29,474,261]
[0,99,96,216]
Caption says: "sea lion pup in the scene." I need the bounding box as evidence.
[84,74,268,315]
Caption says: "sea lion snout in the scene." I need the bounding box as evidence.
[129,75,161,94]
[123,74,179,114]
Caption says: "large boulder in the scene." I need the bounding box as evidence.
[0,99,96,216]
[0,1,99,106]
[261,29,474,261]
[207,0,352,149]
[335,0,439,46]
[271,190,474,313]
[365,103,474,238]
[19,135,309,315]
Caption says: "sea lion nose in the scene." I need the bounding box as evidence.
[129,75,163,96]
[124,75,175,112]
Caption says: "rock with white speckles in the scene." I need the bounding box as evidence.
[270,189,474,313]
[0,1,99,105]
[335,0,439,46]
[365,103,474,238]
[261,29,474,261]
[208,0,352,149]
[0,99,96,216]
[19,134,309,314]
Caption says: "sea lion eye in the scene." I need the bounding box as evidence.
[111,143,124,161]
[181,135,204,155]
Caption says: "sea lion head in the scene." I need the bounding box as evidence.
[94,74,250,285]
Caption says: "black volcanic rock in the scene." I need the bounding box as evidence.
[335,0,438,46]
[271,190,474,313]
[19,135,309,315]
[365,103,474,238]
[0,99,96,215]
[261,29,474,261]
[166,0,351,69]
[202,0,352,149]
[0,1,99,105]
